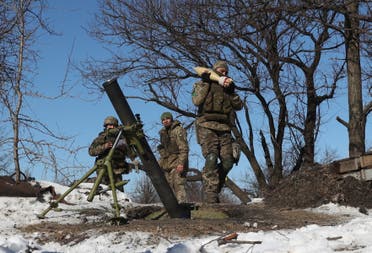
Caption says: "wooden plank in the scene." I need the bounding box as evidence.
[337,157,360,173]
[334,154,372,181]
[360,154,372,168]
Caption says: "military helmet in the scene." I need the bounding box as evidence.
[212,60,229,74]
[160,112,173,121]
[103,116,119,127]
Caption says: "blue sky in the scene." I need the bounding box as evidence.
[25,1,371,192]
[27,2,149,189]
[26,1,208,192]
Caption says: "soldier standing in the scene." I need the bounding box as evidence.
[192,60,243,203]
[157,112,189,203]
[88,116,129,192]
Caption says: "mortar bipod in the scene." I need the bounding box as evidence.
[37,129,129,224]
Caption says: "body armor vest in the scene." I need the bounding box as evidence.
[160,124,180,155]
[199,82,233,122]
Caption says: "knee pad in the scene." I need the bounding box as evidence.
[221,159,234,173]
[205,153,218,170]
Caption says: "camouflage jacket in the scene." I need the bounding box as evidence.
[192,80,243,131]
[158,120,189,171]
[88,128,128,170]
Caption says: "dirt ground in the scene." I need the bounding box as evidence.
[3,166,372,244]
[20,203,343,246]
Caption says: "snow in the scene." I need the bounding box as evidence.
[1,181,372,253]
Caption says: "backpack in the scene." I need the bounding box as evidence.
[192,81,210,106]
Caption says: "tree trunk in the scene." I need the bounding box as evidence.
[302,78,317,169]
[13,1,26,183]
[345,1,365,157]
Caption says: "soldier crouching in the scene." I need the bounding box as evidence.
[88,116,130,192]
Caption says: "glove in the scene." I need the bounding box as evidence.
[224,82,235,94]
[201,71,211,82]
[232,141,241,164]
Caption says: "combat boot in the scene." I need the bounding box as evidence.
[204,192,220,204]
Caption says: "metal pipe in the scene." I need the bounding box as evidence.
[103,78,190,218]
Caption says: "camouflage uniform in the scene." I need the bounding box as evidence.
[192,61,243,203]
[88,120,129,192]
[158,117,189,203]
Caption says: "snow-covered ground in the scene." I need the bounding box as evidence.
[1,181,372,253]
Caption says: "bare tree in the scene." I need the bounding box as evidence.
[329,1,372,157]
[293,1,372,157]
[344,1,365,156]
[0,0,85,183]
[80,0,370,192]
[238,166,262,198]
[131,173,160,204]
[318,147,340,165]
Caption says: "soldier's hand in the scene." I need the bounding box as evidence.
[218,76,233,87]
[224,77,233,87]
[201,71,211,82]
[104,142,113,150]
[176,164,184,173]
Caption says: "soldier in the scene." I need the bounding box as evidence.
[192,60,243,203]
[157,112,189,203]
[88,116,129,192]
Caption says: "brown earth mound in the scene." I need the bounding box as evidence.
[264,167,372,209]
[0,176,41,197]
[0,176,57,201]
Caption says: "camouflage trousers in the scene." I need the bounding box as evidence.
[164,169,187,203]
[197,126,235,203]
